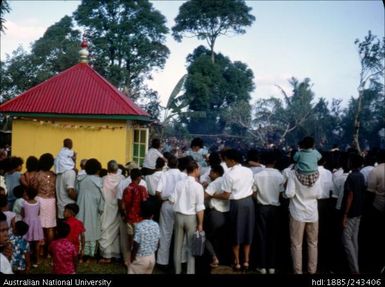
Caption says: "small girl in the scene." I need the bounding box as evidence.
[293,136,322,187]
[10,221,30,274]
[49,221,77,274]
[22,187,44,268]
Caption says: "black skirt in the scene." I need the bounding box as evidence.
[230,196,255,245]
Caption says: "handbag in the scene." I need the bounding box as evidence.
[191,231,205,256]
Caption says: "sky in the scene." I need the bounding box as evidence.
[1,0,384,110]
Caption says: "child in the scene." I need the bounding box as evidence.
[293,136,322,187]
[4,156,24,210]
[128,200,160,274]
[10,221,30,274]
[22,187,44,267]
[49,221,77,274]
[54,138,76,174]
[12,186,25,222]
[0,194,16,234]
[64,203,85,261]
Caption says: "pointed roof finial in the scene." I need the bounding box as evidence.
[79,34,89,64]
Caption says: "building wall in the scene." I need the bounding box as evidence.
[12,118,135,169]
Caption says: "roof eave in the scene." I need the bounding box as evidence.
[4,112,153,122]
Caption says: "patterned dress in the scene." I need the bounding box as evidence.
[10,234,30,271]
[49,238,77,274]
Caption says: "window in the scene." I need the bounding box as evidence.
[133,128,148,166]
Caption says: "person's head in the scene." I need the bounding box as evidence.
[26,187,38,201]
[12,185,25,199]
[55,221,71,239]
[208,152,221,167]
[0,211,9,245]
[191,137,204,151]
[0,194,7,210]
[130,168,142,183]
[9,156,24,172]
[151,138,161,149]
[178,156,193,172]
[155,157,166,170]
[348,153,363,170]
[85,158,102,175]
[186,160,199,177]
[0,187,5,197]
[261,151,277,167]
[25,156,39,172]
[209,165,224,181]
[64,203,79,219]
[377,149,385,164]
[140,200,156,219]
[302,136,315,149]
[107,160,119,173]
[168,155,178,169]
[247,149,261,164]
[80,159,88,170]
[38,153,54,171]
[223,149,242,168]
[13,221,29,237]
[63,138,73,149]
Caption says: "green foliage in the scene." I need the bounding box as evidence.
[74,0,170,118]
[172,0,255,62]
[0,0,10,33]
[180,46,254,135]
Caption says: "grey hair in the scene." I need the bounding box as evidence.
[107,160,119,173]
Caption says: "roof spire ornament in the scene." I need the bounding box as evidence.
[79,34,89,64]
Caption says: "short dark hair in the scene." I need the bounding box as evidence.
[151,138,161,149]
[168,155,178,169]
[348,154,363,170]
[0,194,7,208]
[12,185,25,199]
[210,165,224,177]
[208,152,221,167]
[9,156,24,171]
[85,158,102,175]
[261,151,277,165]
[38,153,54,171]
[63,138,73,148]
[155,157,166,169]
[26,187,38,200]
[302,136,315,149]
[56,221,71,238]
[140,200,155,218]
[65,203,79,215]
[14,221,29,237]
[130,168,142,181]
[191,137,204,149]
[178,156,194,172]
[186,160,199,174]
[26,156,39,172]
[223,149,242,163]
[0,211,6,222]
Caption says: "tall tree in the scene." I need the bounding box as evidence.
[74,0,169,118]
[181,46,254,135]
[172,0,255,63]
[0,0,10,33]
[353,31,385,153]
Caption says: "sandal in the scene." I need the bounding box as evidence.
[233,263,241,271]
[210,259,219,268]
[243,262,249,271]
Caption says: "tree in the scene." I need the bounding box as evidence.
[172,0,255,63]
[353,31,385,153]
[0,0,10,33]
[180,46,254,135]
[74,0,170,118]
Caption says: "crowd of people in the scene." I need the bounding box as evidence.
[0,136,384,275]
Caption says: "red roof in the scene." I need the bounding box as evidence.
[0,63,149,120]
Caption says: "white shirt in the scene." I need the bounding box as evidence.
[285,170,322,222]
[171,176,205,215]
[253,168,285,206]
[143,148,164,169]
[318,166,334,199]
[0,253,13,274]
[221,164,254,200]
[205,177,230,212]
[360,165,374,186]
[333,171,349,210]
[145,171,164,196]
[156,168,186,201]
[250,165,265,175]
[116,178,147,200]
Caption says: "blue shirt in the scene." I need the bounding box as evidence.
[134,219,160,257]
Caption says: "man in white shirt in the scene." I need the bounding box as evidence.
[253,151,284,274]
[156,156,186,268]
[170,160,205,274]
[142,138,166,175]
[285,169,322,274]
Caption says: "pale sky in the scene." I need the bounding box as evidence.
[1,0,384,110]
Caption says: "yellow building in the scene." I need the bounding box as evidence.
[0,43,151,168]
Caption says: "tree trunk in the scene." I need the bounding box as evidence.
[353,89,363,154]
[210,39,215,64]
